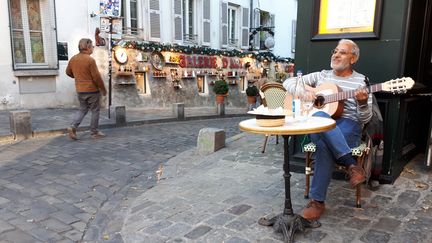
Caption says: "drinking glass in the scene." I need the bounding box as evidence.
[301,95,314,117]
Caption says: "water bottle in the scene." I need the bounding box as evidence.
[293,71,302,118]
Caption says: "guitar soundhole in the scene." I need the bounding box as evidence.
[314,96,325,108]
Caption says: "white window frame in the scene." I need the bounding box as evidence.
[122,0,143,36]
[8,0,58,70]
[182,0,197,44]
[227,4,240,47]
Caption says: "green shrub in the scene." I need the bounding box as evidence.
[245,85,259,96]
[213,80,229,95]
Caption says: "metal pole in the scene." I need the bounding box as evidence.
[108,17,113,118]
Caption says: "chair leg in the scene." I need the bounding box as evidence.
[304,152,313,199]
[276,135,279,144]
[262,135,269,153]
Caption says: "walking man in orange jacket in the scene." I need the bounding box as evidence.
[66,38,107,140]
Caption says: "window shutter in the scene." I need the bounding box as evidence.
[253,8,260,50]
[221,2,228,48]
[240,7,249,49]
[202,0,211,46]
[173,0,182,42]
[149,0,161,40]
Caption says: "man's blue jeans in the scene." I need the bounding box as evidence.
[309,111,361,201]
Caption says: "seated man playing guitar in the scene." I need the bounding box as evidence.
[283,39,372,221]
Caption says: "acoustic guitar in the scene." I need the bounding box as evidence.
[284,77,415,118]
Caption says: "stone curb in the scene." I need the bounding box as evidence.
[0,113,252,143]
[0,132,14,143]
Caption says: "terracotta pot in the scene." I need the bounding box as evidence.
[216,94,225,104]
[247,96,257,104]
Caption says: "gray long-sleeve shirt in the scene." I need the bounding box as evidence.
[283,70,373,125]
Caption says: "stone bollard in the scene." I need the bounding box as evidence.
[197,128,225,155]
[173,103,185,120]
[114,106,127,127]
[217,103,225,116]
[9,110,32,140]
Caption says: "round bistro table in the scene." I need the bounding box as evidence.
[239,116,336,243]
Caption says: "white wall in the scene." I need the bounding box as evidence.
[0,0,19,109]
[54,0,101,108]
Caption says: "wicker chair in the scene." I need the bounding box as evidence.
[303,136,371,208]
[259,82,287,153]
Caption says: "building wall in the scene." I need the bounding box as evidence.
[0,0,297,110]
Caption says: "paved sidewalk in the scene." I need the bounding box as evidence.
[1,106,432,242]
[121,133,432,243]
[0,106,249,143]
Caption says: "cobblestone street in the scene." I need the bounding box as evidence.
[0,117,243,242]
[1,116,432,243]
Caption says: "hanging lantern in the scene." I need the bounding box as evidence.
[264,36,275,48]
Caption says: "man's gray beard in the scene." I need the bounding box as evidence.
[331,61,349,72]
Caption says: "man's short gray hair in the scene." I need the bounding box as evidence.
[78,38,93,52]
[339,39,360,58]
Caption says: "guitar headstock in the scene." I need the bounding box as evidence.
[381,77,415,94]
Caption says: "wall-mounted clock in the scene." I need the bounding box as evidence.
[150,51,165,70]
[114,48,128,64]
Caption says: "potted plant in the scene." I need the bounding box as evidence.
[245,85,259,104]
[213,80,229,104]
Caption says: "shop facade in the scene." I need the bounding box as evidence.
[0,0,297,110]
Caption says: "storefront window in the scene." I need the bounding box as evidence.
[135,72,149,95]
[197,75,206,94]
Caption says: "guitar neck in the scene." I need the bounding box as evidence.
[324,84,382,103]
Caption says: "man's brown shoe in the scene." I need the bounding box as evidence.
[67,127,77,140]
[91,131,106,139]
[302,200,325,221]
[348,164,366,188]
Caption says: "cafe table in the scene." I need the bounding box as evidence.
[239,116,336,242]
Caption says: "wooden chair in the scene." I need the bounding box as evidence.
[259,82,287,153]
[303,137,371,208]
